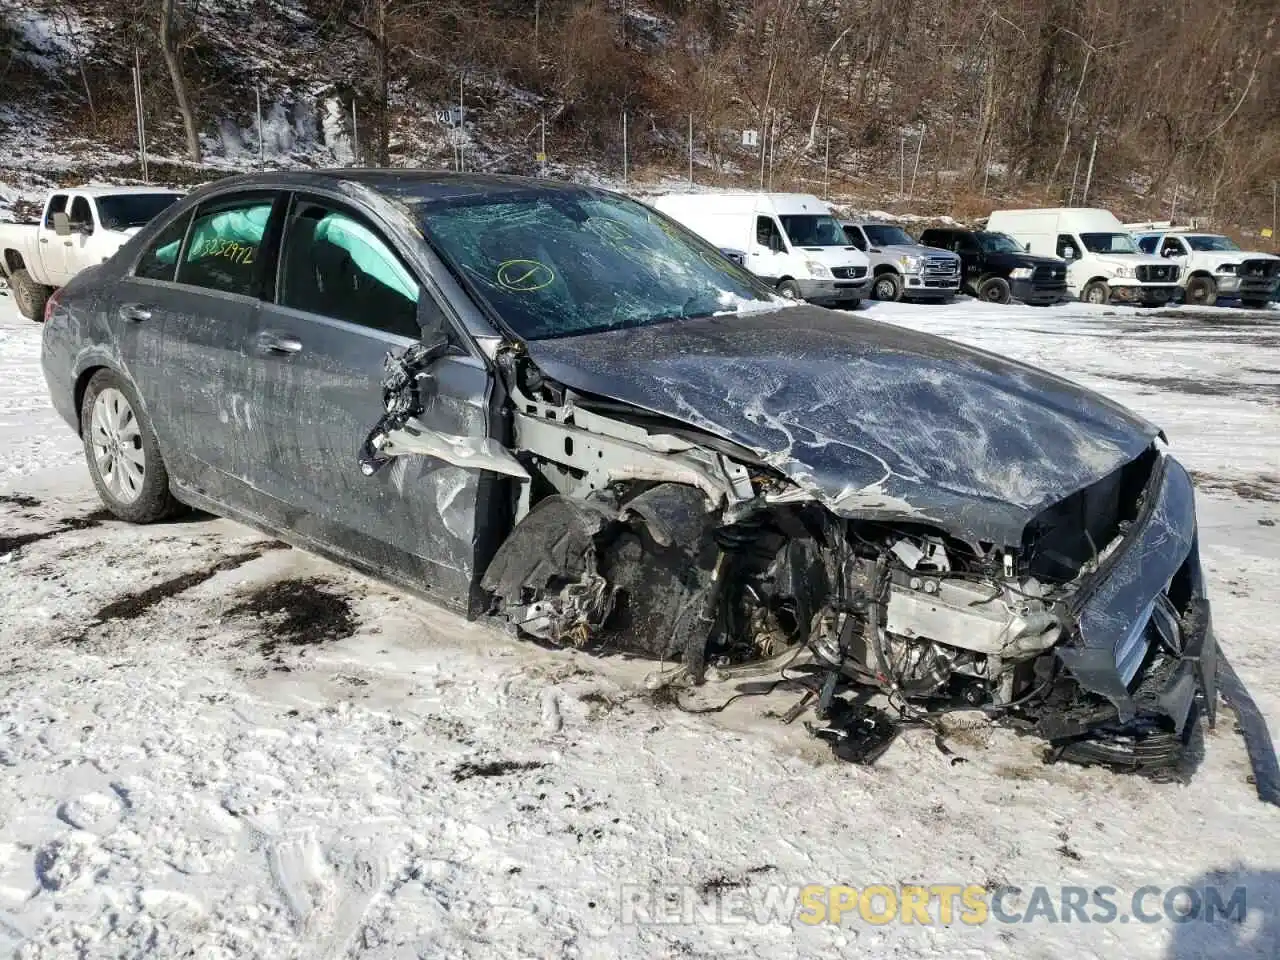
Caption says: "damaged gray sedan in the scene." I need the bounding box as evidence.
[42,171,1216,772]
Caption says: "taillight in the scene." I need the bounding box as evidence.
[44,288,62,324]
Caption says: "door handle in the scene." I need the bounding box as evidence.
[39,237,49,244]
[256,331,302,355]
[119,304,152,322]
[64,240,73,247]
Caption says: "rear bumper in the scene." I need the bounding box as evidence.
[1012,279,1067,304]
[800,277,867,304]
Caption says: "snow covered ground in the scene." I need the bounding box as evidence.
[1,293,1279,959]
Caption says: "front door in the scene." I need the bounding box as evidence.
[747,215,788,284]
[250,193,495,607]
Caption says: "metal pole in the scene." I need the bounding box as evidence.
[622,110,628,189]
[767,111,776,191]
[982,135,994,197]
[1170,182,1178,224]
[688,114,693,186]
[908,126,924,202]
[1068,153,1081,205]
[540,111,547,178]
[133,49,148,183]
[758,115,767,188]
[256,84,265,170]
[1272,180,1277,249]
[900,133,905,199]
[458,74,465,172]
[823,126,831,201]
[1081,134,1098,204]
[351,99,359,166]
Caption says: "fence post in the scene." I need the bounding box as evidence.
[622,110,628,189]
[688,114,693,187]
[132,49,148,183]
[351,99,359,166]
[256,84,265,170]
[540,112,547,178]
[823,126,831,201]
[908,126,924,202]
[1081,134,1098,204]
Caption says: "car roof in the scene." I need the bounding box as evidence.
[187,169,600,206]
[57,185,185,197]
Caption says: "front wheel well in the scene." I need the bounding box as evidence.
[73,365,109,436]
[872,264,899,276]
[1187,270,1214,281]
[3,249,25,274]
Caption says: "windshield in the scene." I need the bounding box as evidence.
[777,214,847,247]
[419,190,784,340]
[96,193,182,230]
[976,232,1025,254]
[1185,235,1241,252]
[863,224,915,247]
[1080,232,1138,254]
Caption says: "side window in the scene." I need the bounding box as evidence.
[135,210,194,282]
[1160,237,1185,258]
[1137,236,1157,254]
[755,216,785,252]
[69,196,94,234]
[45,194,68,227]
[1056,234,1078,259]
[279,199,420,339]
[843,225,867,251]
[177,195,276,297]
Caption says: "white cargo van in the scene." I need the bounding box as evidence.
[648,192,870,306]
[986,208,1180,306]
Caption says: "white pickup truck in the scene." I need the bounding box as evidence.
[1129,226,1280,308]
[1,186,183,320]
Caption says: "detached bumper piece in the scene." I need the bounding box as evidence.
[1041,457,1216,773]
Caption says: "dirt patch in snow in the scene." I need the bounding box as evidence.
[1190,471,1280,503]
[1102,373,1280,405]
[0,507,111,556]
[451,759,548,782]
[225,578,358,661]
[91,543,289,624]
[696,865,778,897]
[0,492,42,508]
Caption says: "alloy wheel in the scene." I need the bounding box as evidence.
[90,387,146,504]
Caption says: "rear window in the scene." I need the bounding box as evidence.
[97,193,182,231]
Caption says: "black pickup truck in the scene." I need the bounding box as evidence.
[919,227,1068,305]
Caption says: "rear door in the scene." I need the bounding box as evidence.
[134,190,287,507]
[249,192,495,606]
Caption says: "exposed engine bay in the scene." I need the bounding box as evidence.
[363,339,1219,776]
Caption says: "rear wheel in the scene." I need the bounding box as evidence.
[1185,275,1216,306]
[978,276,1012,304]
[9,268,52,322]
[776,279,802,300]
[871,272,903,302]
[80,369,181,523]
[1081,280,1110,305]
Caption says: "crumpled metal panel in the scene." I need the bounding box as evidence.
[523,306,1159,544]
[1058,456,1202,721]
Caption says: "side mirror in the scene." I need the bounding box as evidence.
[51,211,71,236]
[1024,242,1031,253]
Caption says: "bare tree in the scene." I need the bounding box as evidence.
[159,0,201,162]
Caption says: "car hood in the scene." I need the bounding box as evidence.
[1087,253,1167,271]
[523,306,1160,544]
[988,252,1065,270]
[875,243,957,260]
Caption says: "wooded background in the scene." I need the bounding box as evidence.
[3,0,1277,232]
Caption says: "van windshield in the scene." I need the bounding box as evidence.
[1080,232,1138,254]
[418,189,785,340]
[1185,235,1240,252]
[778,214,848,247]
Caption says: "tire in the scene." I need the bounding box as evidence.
[1241,299,1269,310]
[1184,275,1216,306]
[1081,280,1110,305]
[977,276,1012,304]
[9,268,52,322]
[80,369,180,523]
[776,279,802,300]
[871,271,903,302]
